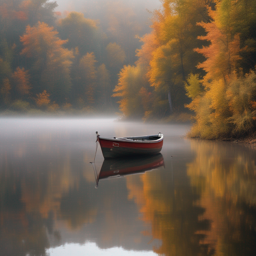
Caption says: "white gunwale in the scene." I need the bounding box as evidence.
[99,134,164,144]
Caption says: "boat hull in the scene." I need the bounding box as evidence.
[99,154,164,179]
[98,137,163,159]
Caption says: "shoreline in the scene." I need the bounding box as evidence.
[187,134,256,151]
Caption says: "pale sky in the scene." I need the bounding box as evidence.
[47,242,158,256]
[55,0,162,13]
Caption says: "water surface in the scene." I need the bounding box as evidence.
[0,118,256,256]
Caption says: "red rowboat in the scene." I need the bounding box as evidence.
[95,154,164,187]
[96,132,164,159]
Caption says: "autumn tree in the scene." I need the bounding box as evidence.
[0,39,13,106]
[0,78,11,105]
[76,52,97,107]
[106,42,126,68]
[146,0,212,116]
[96,64,111,110]
[186,0,256,138]
[20,22,74,103]
[216,0,256,73]
[0,0,57,47]
[102,0,146,64]
[113,64,150,119]
[115,0,212,119]
[12,67,31,96]
[58,12,99,57]
[35,90,50,107]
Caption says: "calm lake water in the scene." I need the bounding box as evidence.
[0,117,256,256]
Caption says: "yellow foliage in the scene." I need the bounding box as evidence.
[186,139,256,252]
[113,64,147,118]
[187,70,256,138]
[185,74,202,100]
[148,44,172,90]
[186,1,256,138]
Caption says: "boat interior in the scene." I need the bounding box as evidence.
[117,134,162,141]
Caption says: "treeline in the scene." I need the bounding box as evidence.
[0,0,149,113]
[115,0,256,138]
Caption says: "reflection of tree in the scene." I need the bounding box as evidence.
[59,175,97,230]
[0,171,50,256]
[126,165,213,256]
[187,140,256,256]
[0,139,90,256]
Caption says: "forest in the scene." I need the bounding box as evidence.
[0,0,150,113]
[0,0,256,138]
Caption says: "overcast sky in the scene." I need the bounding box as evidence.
[55,0,162,13]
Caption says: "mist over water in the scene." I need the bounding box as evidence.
[1,117,256,256]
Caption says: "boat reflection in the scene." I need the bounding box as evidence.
[94,154,165,187]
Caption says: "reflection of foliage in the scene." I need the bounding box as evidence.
[187,140,256,255]
[59,176,97,230]
[0,136,100,255]
[0,171,49,256]
[126,168,213,256]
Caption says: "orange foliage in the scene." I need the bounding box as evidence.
[251,101,256,109]
[19,0,32,9]
[14,10,27,20]
[0,3,28,21]
[54,11,62,17]
[196,14,242,83]
[20,22,69,58]
[20,22,74,97]
[12,67,31,95]
[136,33,159,66]
[139,87,152,111]
[35,90,50,107]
